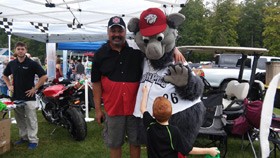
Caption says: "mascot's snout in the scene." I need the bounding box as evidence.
[145,38,165,60]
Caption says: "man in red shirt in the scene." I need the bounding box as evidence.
[91,16,143,158]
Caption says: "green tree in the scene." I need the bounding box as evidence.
[210,0,240,46]
[237,0,265,47]
[177,0,213,62]
[178,0,211,46]
[0,29,9,48]
[263,0,280,56]
[0,29,46,61]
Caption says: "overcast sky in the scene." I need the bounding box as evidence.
[204,0,244,4]
[203,0,244,9]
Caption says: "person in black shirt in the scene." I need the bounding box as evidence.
[73,59,85,79]
[91,16,186,158]
[3,41,48,149]
[140,85,220,158]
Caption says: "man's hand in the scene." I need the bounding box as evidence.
[95,109,105,126]
[25,87,37,97]
[173,47,186,64]
[8,85,14,93]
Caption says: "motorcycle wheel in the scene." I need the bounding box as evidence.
[42,102,55,123]
[65,108,87,141]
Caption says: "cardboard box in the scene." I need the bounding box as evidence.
[0,118,11,155]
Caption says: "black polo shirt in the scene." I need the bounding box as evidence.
[92,41,144,82]
[91,41,144,116]
[4,57,46,101]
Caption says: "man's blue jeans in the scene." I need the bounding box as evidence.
[0,86,8,95]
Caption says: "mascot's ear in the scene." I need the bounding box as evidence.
[128,18,140,33]
[167,13,185,28]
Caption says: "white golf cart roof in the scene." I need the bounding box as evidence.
[177,46,269,55]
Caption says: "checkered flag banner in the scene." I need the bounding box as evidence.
[67,23,84,30]
[30,22,49,33]
[0,18,13,35]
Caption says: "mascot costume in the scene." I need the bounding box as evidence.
[128,8,205,149]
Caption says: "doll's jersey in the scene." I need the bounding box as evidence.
[133,58,201,118]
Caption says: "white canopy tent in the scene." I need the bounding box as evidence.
[0,0,188,122]
[0,0,187,43]
[0,0,187,77]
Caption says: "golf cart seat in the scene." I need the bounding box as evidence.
[248,80,265,101]
[223,80,249,120]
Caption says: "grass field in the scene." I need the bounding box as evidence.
[1,108,278,158]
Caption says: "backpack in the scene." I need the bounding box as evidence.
[244,98,263,129]
[201,90,224,128]
[232,99,263,135]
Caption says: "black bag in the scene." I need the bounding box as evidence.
[200,76,224,128]
[201,90,224,128]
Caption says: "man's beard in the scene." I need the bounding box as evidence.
[111,36,124,47]
[17,54,25,58]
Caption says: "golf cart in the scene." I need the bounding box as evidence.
[177,46,269,99]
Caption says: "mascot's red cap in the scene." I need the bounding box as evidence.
[139,8,167,36]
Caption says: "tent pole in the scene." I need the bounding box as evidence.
[8,35,11,118]
[8,34,16,124]
[8,35,11,61]
[46,43,56,80]
[85,79,94,122]
[70,52,72,60]
[63,50,67,78]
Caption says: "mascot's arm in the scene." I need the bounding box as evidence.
[164,64,204,100]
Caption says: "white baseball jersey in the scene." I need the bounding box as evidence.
[133,58,201,118]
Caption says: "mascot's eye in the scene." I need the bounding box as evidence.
[156,33,164,41]
[142,36,149,44]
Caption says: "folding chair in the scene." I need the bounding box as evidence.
[241,99,263,158]
[268,89,280,158]
[269,115,280,158]
[197,77,228,158]
[229,80,265,158]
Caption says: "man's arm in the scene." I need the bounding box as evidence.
[173,47,186,64]
[92,81,105,125]
[140,85,148,114]
[73,67,77,74]
[25,75,48,97]
[3,75,13,93]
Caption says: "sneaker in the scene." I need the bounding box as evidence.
[28,143,38,149]
[14,139,28,145]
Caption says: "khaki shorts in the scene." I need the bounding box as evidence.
[102,114,141,148]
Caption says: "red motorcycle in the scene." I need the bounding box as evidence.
[37,80,87,141]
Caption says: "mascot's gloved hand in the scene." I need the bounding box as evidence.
[164,64,189,87]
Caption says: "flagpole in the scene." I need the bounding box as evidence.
[8,34,16,123]
[8,34,11,61]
